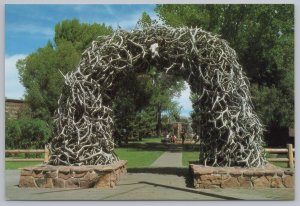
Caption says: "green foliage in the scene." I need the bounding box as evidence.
[55,19,113,52]
[5,118,52,149]
[114,147,163,168]
[5,161,42,170]
[113,73,154,142]
[182,150,200,167]
[17,19,113,123]
[113,70,185,142]
[146,66,185,135]
[17,16,185,145]
[130,109,157,139]
[140,136,162,143]
[137,11,155,28]
[17,41,79,122]
[251,84,293,127]
[113,11,186,142]
[156,4,294,130]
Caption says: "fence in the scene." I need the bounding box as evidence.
[265,144,295,168]
[5,145,49,163]
[5,144,295,168]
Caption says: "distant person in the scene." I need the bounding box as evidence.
[171,134,177,143]
[181,129,186,145]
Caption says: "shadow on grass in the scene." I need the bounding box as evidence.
[118,142,199,152]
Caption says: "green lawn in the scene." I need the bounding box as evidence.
[266,152,289,168]
[6,148,288,170]
[5,161,43,170]
[115,147,163,168]
[182,150,199,167]
[5,147,164,170]
[140,136,162,143]
[126,136,162,144]
[6,147,163,169]
[271,162,288,168]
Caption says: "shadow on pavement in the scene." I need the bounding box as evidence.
[127,167,196,188]
[138,181,243,200]
[128,167,187,176]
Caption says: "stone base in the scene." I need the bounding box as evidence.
[189,163,294,189]
[19,160,127,188]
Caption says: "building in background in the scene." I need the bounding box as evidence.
[5,99,26,119]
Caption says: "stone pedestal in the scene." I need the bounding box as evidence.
[19,160,127,188]
[189,163,294,189]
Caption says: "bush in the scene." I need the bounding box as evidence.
[5,118,52,149]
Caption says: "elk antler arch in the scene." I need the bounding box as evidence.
[48,26,266,168]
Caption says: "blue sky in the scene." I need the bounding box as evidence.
[5,4,193,117]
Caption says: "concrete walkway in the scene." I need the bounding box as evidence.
[5,170,294,200]
[151,145,182,167]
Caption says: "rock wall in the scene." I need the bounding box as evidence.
[19,160,127,188]
[190,163,294,189]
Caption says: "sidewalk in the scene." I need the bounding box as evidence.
[5,170,294,200]
[150,144,183,167]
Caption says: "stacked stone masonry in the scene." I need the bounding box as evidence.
[190,163,294,189]
[19,160,127,188]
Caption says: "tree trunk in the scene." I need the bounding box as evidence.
[156,105,162,136]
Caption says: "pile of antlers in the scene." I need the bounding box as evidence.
[48,26,266,167]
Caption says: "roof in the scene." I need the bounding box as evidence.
[5,99,25,103]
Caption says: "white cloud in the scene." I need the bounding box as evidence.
[173,82,193,117]
[7,24,54,38]
[5,54,27,99]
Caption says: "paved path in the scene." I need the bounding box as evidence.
[151,145,182,167]
[5,170,294,201]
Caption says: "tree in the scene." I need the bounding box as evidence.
[136,12,186,136]
[146,67,185,136]
[6,117,52,149]
[17,40,80,122]
[112,13,185,142]
[156,5,294,144]
[112,72,154,143]
[137,11,153,28]
[55,19,113,52]
[17,19,113,123]
[112,68,184,142]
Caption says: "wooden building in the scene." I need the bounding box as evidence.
[5,99,26,119]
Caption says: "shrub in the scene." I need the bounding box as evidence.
[5,118,52,149]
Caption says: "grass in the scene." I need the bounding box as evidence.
[6,147,164,169]
[271,162,288,168]
[126,136,162,144]
[5,140,164,169]
[182,150,199,167]
[140,136,162,143]
[115,147,163,168]
[5,161,43,170]
[265,152,289,168]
